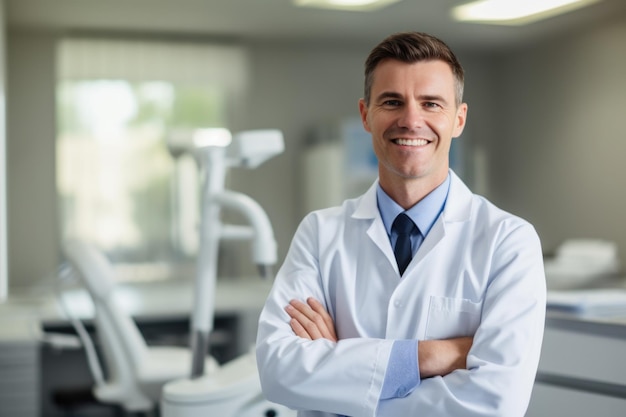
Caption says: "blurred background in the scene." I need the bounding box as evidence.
[1,1,626,415]
[4,0,626,286]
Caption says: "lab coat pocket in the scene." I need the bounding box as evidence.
[424,296,481,340]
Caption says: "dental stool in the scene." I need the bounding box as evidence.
[62,240,218,415]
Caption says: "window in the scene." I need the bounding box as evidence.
[56,38,248,282]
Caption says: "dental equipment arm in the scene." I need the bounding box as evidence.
[188,129,283,379]
[212,191,277,278]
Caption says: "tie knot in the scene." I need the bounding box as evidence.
[392,213,415,235]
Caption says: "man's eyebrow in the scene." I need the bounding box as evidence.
[373,91,403,102]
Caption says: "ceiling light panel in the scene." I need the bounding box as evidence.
[452,0,601,25]
[294,0,403,12]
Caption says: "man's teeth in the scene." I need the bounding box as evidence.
[395,138,428,146]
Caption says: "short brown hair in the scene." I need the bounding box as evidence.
[363,32,464,106]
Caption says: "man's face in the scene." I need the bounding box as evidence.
[359,59,467,190]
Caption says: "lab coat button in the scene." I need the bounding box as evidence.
[394,299,402,308]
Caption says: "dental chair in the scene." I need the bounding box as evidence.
[61,239,218,415]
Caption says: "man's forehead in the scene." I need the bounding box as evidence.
[371,60,456,93]
[373,58,453,76]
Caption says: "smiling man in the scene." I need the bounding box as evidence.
[256,32,546,417]
[360,57,466,209]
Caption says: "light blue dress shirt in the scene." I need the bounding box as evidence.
[376,175,451,400]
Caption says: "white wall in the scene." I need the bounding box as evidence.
[6,31,57,287]
[0,0,7,300]
[230,41,370,273]
[487,14,626,264]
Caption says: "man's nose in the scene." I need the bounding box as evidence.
[397,102,424,129]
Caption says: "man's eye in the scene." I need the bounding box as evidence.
[424,102,442,109]
[382,100,402,107]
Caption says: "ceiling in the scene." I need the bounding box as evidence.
[6,0,626,51]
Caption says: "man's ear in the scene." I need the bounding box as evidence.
[359,98,371,133]
[452,103,468,138]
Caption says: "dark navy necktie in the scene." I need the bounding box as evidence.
[393,213,416,276]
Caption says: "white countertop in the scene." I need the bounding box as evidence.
[0,277,274,341]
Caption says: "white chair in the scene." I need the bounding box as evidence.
[61,239,218,414]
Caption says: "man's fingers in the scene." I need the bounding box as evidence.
[306,298,338,342]
[289,317,312,340]
[285,301,324,340]
[285,298,337,342]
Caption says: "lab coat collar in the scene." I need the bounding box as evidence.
[352,180,380,220]
[352,171,474,273]
[442,170,473,223]
[352,170,473,224]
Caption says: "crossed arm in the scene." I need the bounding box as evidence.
[285,297,472,379]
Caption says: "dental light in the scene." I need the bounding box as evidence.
[168,128,284,169]
[228,130,285,169]
[193,128,232,148]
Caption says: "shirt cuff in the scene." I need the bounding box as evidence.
[379,339,420,400]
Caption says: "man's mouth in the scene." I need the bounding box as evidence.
[393,138,430,146]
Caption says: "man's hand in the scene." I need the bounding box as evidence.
[285,298,338,342]
[418,337,473,378]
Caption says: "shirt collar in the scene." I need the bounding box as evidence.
[377,174,450,238]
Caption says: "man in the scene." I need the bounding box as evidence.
[256,31,546,417]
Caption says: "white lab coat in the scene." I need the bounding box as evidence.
[256,171,546,417]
